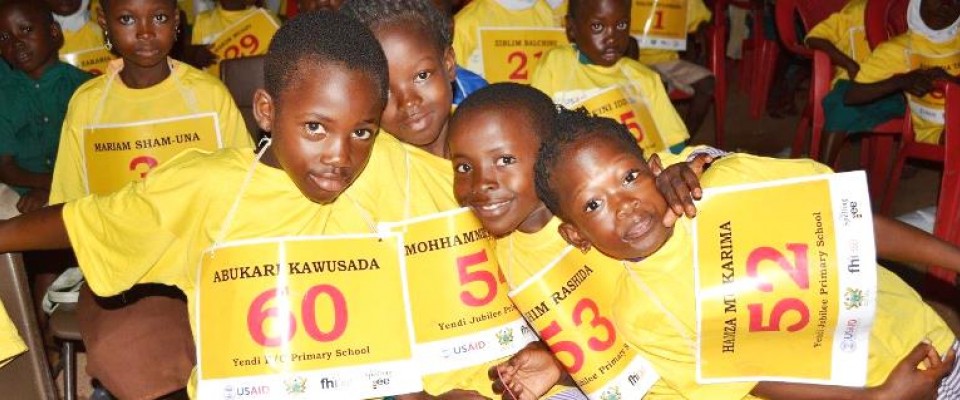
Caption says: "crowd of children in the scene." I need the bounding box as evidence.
[0,0,959,399]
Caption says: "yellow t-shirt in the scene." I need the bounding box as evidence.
[0,304,25,369]
[530,45,690,150]
[49,58,252,203]
[191,6,278,45]
[453,0,560,75]
[855,32,960,144]
[805,0,870,82]
[613,154,955,399]
[546,0,568,27]
[60,19,105,56]
[637,0,712,65]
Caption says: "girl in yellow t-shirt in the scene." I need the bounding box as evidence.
[45,0,104,55]
[47,0,251,397]
[185,0,279,72]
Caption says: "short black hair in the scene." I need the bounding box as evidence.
[0,1,55,26]
[341,0,453,51]
[448,82,557,143]
[535,107,645,219]
[567,0,631,19]
[264,11,388,106]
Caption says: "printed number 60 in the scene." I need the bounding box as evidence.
[247,285,348,347]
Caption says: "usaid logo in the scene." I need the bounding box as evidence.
[441,340,487,358]
[840,319,859,353]
[223,384,270,399]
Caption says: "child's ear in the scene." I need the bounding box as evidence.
[647,153,664,176]
[50,21,64,50]
[443,46,457,83]
[564,15,576,43]
[558,222,592,253]
[252,88,275,133]
[96,6,106,32]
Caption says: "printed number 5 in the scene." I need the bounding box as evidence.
[457,249,505,307]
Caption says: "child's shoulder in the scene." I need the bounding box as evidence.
[173,60,231,92]
[701,153,833,188]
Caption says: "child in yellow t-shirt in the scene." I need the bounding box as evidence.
[806,0,907,165]
[44,0,105,56]
[846,0,960,145]
[532,107,960,399]
[0,11,463,399]
[186,0,279,71]
[530,0,689,155]
[633,0,714,137]
[453,0,560,78]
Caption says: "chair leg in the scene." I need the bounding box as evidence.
[791,113,811,158]
[63,341,77,400]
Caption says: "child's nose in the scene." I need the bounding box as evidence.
[394,86,421,109]
[472,165,498,191]
[616,198,640,219]
[136,21,156,39]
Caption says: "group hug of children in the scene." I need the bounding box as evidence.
[0,0,959,399]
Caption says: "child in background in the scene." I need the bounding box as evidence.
[187,0,279,72]
[452,0,560,80]
[634,0,714,138]
[296,0,343,12]
[45,0,105,56]
[530,0,689,155]
[846,0,960,145]
[533,107,960,399]
[806,0,907,165]
[49,0,251,397]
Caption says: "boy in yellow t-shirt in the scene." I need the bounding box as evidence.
[530,0,689,155]
[185,0,279,71]
[453,0,560,79]
[533,107,960,399]
[633,0,714,137]
[846,0,960,145]
[805,0,906,165]
[0,11,464,399]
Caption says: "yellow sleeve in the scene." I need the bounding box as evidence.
[687,0,712,32]
[854,35,911,84]
[635,64,690,148]
[191,11,213,45]
[50,79,101,204]
[529,46,564,96]
[62,150,219,296]
[0,304,25,369]
[453,3,482,70]
[704,154,834,187]
[806,10,847,45]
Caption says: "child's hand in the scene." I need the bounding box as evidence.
[489,341,565,400]
[396,390,491,400]
[652,153,712,227]
[181,45,219,69]
[841,60,860,80]
[873,341,956,400]
[16,188,48,214]
[898,68,950,97]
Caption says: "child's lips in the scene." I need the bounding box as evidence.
[403,111,432,132]
[471,199,512,218]
[621,214,653,242]
[309,171,347,193]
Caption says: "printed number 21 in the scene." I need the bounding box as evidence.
[508,51,544,81]
[746,244,811,332]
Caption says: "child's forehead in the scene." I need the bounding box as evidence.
[0,3,51,23]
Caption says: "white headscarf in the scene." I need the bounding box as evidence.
[907,0,960,43]
[495,0,539,11]
[52,0,91,33]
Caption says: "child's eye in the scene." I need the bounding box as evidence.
[0,33,8,42]
[495,155,517,166]
[21,25,32,34]
[454,163,472,174]
[304,122,325,136]
[352,129,374,140]
[153,13,169,23]
[616,21,629,30]
[414,70,431,83]
[584,199,603,213]
[624,169,641,184]
[590,23,603,33]
[118,15,135,25]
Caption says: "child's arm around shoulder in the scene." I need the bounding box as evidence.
[0,205,70,253]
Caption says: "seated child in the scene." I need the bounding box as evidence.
[452,0,560,80]
[0,1,91,214]
[45,0,106,56]
[187,0,279,71]
[806,0,906,164]
[0,10,479,398]
[846,0,960,145]
[633,0,715,137]
[530,0,689,155]
[533,107,959,399]
[448,82,714,398]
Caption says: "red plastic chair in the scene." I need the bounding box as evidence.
[774,0,850,159]
[728,0,779,119]
[926,82,960,288]
[668,0,728,148]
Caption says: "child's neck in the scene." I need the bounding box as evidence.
[220,1,251,11]
[516,203,553,234]
[25,57,58,81]
[119,59,171,89]
[419,124,449,158]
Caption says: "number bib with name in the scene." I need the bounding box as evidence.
[196,234,422,399]
[575,86,666,155]
[907,50,960,125]
[82,112,222,195]
[693,172,877,386]
[379,208,536,375]
[631,0,689,50]
[61,46,115,76]
[208,9,278,77]
[510,247,659,399]
[478,27,567,84]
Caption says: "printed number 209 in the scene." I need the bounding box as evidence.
[223,34,260,60]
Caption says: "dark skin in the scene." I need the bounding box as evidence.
[97,0,180,89]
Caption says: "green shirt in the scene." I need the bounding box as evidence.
[0,62,90,194]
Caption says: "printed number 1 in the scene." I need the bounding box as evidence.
[746,244,811,333]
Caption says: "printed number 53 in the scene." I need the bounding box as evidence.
[540,298,616,374]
